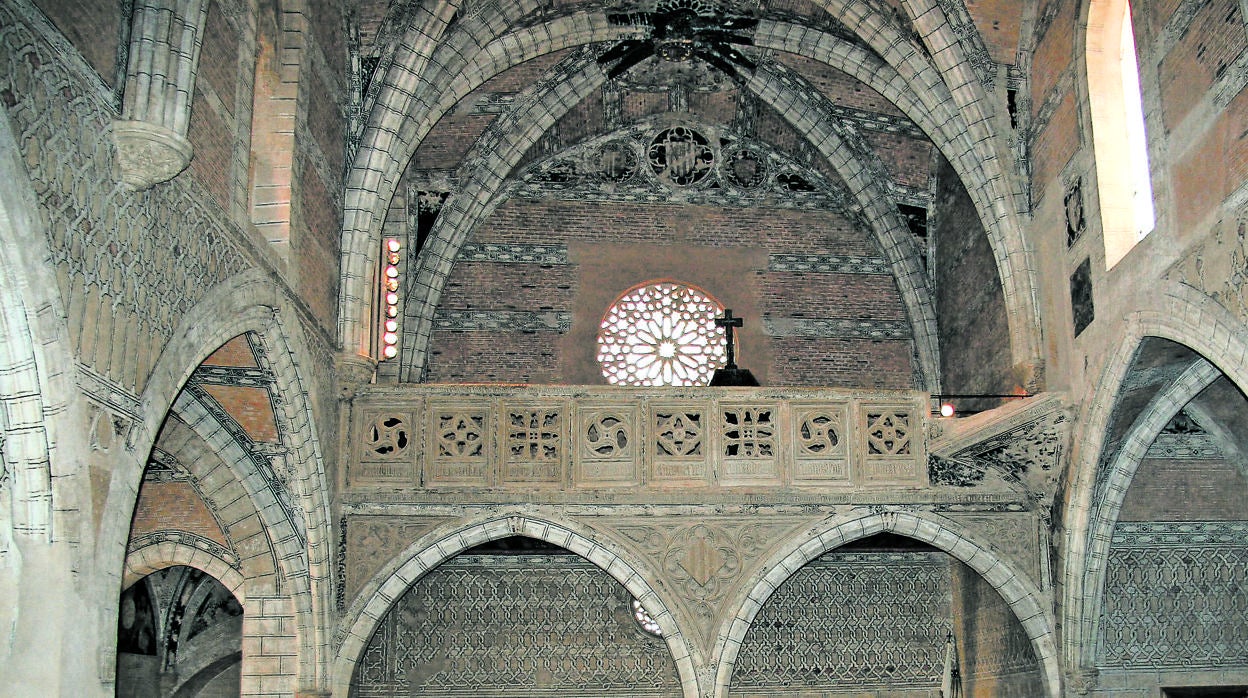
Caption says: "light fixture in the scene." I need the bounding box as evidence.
[380,237,403,360]
[932,393,1032,416]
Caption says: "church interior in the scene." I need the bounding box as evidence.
[2,0,1248,695]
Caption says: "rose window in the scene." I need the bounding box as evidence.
[597,281,728,386]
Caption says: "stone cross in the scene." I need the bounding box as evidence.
[715,309,743,369]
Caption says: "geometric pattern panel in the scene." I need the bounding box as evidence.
[1099,521,1248,669]
[791,404,850,482]
[353,411,415,483]
[349,554,680,697]
[732,552,951,690]
[427,404,492,486]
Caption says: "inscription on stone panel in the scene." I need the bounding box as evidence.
[860,406,923,483]
[719,405,780,483]
[791,404,850,483]
[650,405,709,484]
[426,404,491,486]
[575,406,641,486]
[502,405,564,484]
[353,411,416,483]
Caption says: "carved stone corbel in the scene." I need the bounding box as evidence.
[111,120,193,191]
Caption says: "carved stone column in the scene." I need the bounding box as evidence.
[112,0,209,190]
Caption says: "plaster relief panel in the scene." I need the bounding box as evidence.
[353,410,417,485]
[427,403,492,486]
[607,517,810,653]
[791,403,851,483]
[342,515,452,607]
[718,404,780,484]
[501,403,566,485]
[860,404,925,484]
[650,403,709,485]
[574,405,641,487]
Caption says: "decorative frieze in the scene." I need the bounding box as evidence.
[763,317,912,340]
[767,253,891,275]
[432,309,573,333]
[456,242,569,265]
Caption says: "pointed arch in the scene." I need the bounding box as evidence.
[123,542,246,604]
[1061,281,1248,669]
[332,512,700,698]
[93,270,336,693]
[714,509,1060,698]
[339,2,1042,383]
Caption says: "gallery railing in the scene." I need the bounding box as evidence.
[345,385,928,491]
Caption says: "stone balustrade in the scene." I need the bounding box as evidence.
[345,385,928,492]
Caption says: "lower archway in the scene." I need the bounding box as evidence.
[116,565,244,697]
[715,510,1060,697]
[729,533,1045,697]
[334,514,698,697]
[348,535,681,697]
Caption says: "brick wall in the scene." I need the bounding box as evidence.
[966,0,1023,64]
[307,68,344,180]
[1029,90,1078,202]
[130,481,230,547]
[932,156,1016,396]
[200,7,238,121]
[1173,86,1248,233]
[1030,0,1076,120]
[187,11,241,214]
[1119,456,1248,520]
[1158,0,1245,131]
[414,115,496,169]
[292,159,341,329]
[291,0,346,333]
[32,0,123,86]
[425,198,917,387]
[776,53,907,116]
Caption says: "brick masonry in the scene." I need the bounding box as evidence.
[931,157,1016,395]
[424,196,918,387]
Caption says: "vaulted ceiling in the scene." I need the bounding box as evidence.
[340,0,1040,391]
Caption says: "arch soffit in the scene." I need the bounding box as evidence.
[94,269,335,686]
[332,512,700,698]
[123,543,246,605]
[712,509,1061,698]
[338,3,1037,371]
[1076,357,1219,668]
